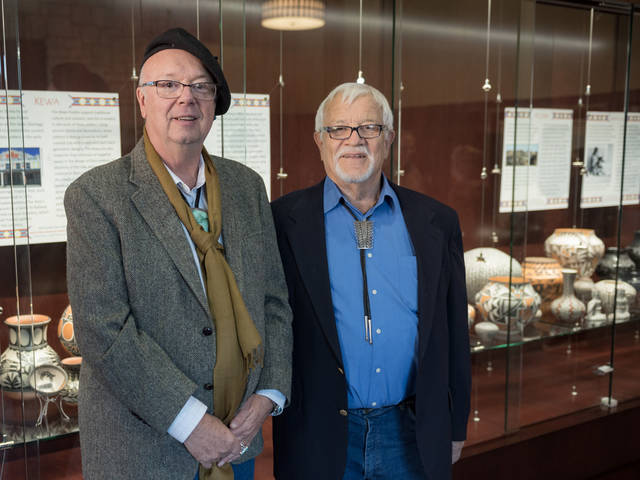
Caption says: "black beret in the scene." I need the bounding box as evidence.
[141,27,231,116]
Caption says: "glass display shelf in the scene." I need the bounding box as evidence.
[0,417,78,449]
[470,314,640,353]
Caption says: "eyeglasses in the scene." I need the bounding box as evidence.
[322,124,385,140]
[140,80,217,100]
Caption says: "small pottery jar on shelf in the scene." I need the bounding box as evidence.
[60,356,82,405]
[592,279,637,315]
[474,276,541,341]
[58,305,80,357]
[522,257,563,315]
[595,247,635,281]
[0,314,61,399]
[550,269,586,327]
[607,287,631,324]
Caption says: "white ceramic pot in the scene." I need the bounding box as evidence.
[550,269,586,326]
[0,314,61,394]
[592,280,637,315]
[464,248,522,302]
[474,276,541,334]
[544,228,605,279]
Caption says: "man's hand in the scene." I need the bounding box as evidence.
[184,413,241,468]
[228,394,274,452]
[452,440,464,464]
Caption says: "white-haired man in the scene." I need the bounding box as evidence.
[271,82,471,479]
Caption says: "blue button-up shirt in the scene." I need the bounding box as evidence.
[324,176,418,409]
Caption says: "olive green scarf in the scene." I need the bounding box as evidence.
[144,130,263,480]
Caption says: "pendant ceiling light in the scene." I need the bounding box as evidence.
[261,0,325,31]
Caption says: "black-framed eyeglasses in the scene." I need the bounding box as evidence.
[322,124,385,140]
[140,80,217,100]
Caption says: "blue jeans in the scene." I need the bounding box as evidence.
[194,459,255,480]
[343,403,426,480]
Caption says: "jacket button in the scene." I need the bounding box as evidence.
[204,383,213,391]
[338,367,344,375]
[202,327,213,336]
[339,409,348,416]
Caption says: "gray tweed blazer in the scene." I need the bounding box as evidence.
[65,138,292,479]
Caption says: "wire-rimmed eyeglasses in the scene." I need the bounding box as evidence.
[322,124,385,140]
[140,80,217,100]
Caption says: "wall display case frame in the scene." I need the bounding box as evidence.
[0,0,638,478]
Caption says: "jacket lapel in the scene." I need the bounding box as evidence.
[392,184,443,359]
[287,181,344,366]
[128,139,211,317]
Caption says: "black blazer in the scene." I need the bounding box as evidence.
[271,179,471,480]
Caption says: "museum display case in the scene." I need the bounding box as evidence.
[0,0,638,478]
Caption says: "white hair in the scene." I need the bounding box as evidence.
[314,83,394,134]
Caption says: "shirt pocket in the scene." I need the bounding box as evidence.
[396,255,418,312]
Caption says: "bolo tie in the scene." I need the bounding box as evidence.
[340,199,374,344]
[180,185,209,232]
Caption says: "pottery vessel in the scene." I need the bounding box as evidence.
[627,230,640,268]
[544,228,605,279]
[0,314,61,394]
[60,356,81,404]
[608,287,631,323]
[592,280,637,315]
[474,276,541,335]
[595,247,635,281]
[474,321,499,345]
[57,305,80,356]
[464,247,522,302]
[550,269,586,326]
[467,304,476,329]
[522,257,563,314]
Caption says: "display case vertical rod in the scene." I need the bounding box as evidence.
[522,6,536,261]
[358,0,363,81]
[277,31,287,197]
[479,0,493,248]
[395,0,404,185]
[219,0,224,158]
[242,0,247,167]
[572,13,587,229]
[607,3,634,408]
[130,2,138,141]
[580,9,595,228]
[196,0,200,39]
[491,0,504,246]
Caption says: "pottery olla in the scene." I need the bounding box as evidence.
[595,247,635,281]
[522,257,563,314]
[544,228,605,279]
[550,269,586,326]
[57,305,80,356]
[592,279,637,315]
[474,276,541,336]
[60,357,81,404]
[0,314,61,394]
[464,248,522,302]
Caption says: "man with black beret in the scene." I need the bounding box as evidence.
[65,27,292,480]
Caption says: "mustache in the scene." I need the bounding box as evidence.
[334,145,371,159]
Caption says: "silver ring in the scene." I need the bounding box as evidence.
[239,441,248,455]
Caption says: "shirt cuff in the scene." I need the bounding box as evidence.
[255,389,285,416]
[167,396,208,443]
